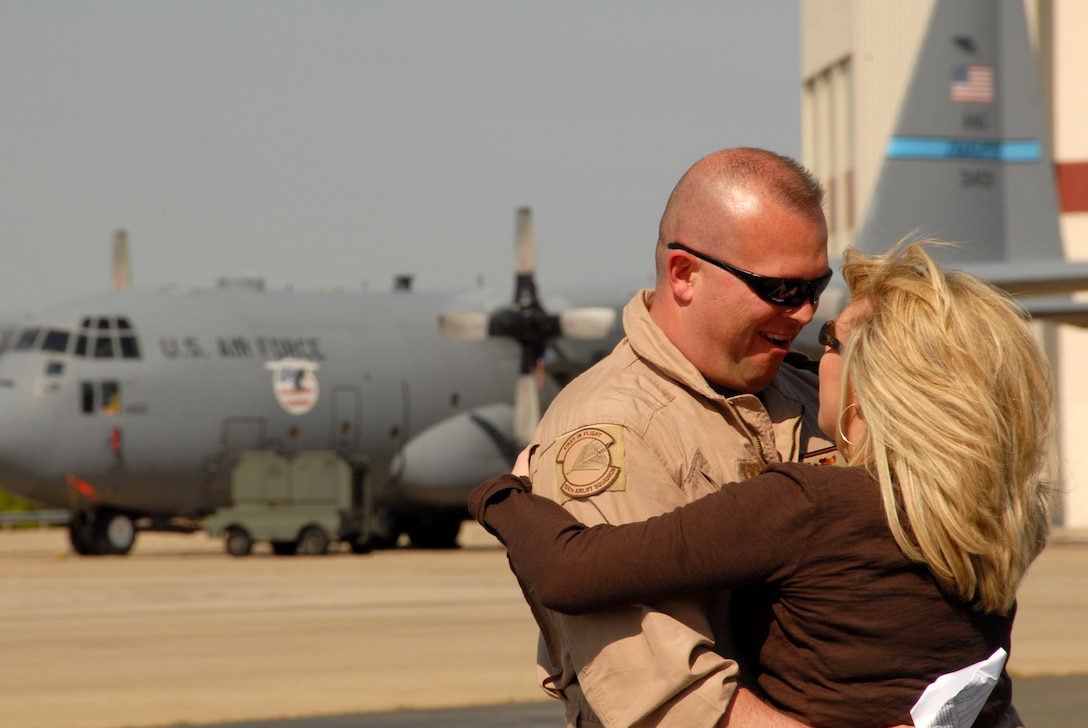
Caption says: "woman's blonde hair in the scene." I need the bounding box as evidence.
[839,241,1052,614]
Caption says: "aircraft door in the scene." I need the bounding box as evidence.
[221,417,265,454]
[203,417,266,504]
[331,386,361,453]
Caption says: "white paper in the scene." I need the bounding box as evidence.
[910,647,1006,728]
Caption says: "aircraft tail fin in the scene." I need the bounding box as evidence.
[857,0,1059,265]
[853,0,1088,322]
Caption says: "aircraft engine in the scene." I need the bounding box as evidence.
[389,402,516,507]
[439,207,616,444]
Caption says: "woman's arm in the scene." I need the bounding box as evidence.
[469,469,816,613]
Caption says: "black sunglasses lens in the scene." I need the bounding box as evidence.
[754,271,832,307]
[757,280,810,307]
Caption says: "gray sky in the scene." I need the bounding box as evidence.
[0,1,801,314]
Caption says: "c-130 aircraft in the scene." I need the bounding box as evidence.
[0,209,627,555]
[6,0,1088,556]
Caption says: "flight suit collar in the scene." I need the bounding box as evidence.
[624,289,826,465]
[622,289,725,403]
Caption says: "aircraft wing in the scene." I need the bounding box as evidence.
[957,260,1088,297]
[1017,295,1088,328]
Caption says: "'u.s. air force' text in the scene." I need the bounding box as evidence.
[159,336,325,361]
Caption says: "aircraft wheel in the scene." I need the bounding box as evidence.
[367,508,401,550]
[270,540,297,556]
[92,509,137,555]
[67,515,94,555]
[405,514,462,549]
[224,526,253,557]
[297,526,329,556]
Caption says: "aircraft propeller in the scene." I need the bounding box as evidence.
[112,229,132,291]
[439,207,615,445]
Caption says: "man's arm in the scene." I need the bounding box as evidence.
[722,688,808,727]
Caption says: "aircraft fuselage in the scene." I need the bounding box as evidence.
[0,283,626,545]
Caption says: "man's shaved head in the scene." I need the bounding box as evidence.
[656,148,825,280]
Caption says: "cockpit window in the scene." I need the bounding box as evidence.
[14,329,41,350]
[81,380,121,415]
[45,360,64,376]
[69,316,142,360]
[41,330,70,353]
[119,335,141,359]
[101,381,120,414]
[93,337,114,359]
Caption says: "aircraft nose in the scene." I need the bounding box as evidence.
[0,380,67,507]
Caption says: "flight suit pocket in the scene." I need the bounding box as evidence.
[682,449,723,499]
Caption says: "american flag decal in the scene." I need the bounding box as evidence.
[951,64,994,103]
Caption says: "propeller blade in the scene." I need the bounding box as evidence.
[112,229,132,291]
[513,372,541,445]
[438,312,490,341]
[514,206,534,276]
[559,307,617,340]
[438,208,615,446]
[514,207,540,310]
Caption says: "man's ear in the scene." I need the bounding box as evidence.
[665,249,697,304]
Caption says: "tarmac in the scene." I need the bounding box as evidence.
[1,523,1086,728]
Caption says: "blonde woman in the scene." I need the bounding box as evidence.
[470,242,1051,727]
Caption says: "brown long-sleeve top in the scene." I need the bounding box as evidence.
[470,463,1014,728]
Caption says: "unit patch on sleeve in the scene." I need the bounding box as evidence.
[555,425,627,500]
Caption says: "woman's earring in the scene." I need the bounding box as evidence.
[838,402,860,448]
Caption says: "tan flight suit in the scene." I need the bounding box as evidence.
[523,289,836,728]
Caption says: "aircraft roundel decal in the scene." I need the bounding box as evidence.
[264,358,320,415]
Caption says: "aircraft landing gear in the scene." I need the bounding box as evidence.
[68,515,93,556]
[404,513,463,550]
[67,508,138,556]
[364,509,463,550]
[365,508,401,550]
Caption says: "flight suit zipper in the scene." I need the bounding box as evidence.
[724,398,769,466]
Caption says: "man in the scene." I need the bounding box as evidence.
[518,148,837,727]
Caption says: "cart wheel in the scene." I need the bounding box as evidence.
[297,526,329,555]
[225,526,253,557]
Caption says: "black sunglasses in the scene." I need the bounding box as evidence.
[818,319,841,352]
[666,242,833,307]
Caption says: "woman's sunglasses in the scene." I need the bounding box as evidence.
[818,319,842,352]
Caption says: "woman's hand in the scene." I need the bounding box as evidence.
[512,445,531,477]
[468,474,532,537]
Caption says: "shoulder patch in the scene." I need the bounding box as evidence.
[555,425,627,500]
[801,445,840,467]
